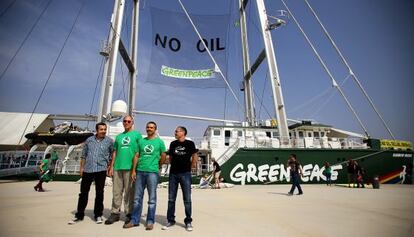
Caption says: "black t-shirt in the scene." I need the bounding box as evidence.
[169,139,197,174]
[213,161,221,172]
[288,159,300,174]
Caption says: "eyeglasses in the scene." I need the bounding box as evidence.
[123,120,132,123]
[175,130,183,133]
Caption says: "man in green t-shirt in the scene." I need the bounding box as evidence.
[106,115,142,225]
[123,121,166,230]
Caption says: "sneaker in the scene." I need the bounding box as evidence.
[185,223,193,232]
[104,214,120,225]
[145,224,154,230]
[68,216,83,225]
[124,214,131,224]
[297,192,303,195]
[34,186,38,191]
[95,216,103,224]
[123,221,139,229]
[287,192,293,196]
[162,222,175,230]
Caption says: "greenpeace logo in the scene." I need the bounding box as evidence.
[230,163,343,185]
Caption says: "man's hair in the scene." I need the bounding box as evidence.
[147,121,157,130]
[123,115,134,121]
[176,126,187,135]
[95,122,107,131]
[45,153,51,159]
[290,154,297,159]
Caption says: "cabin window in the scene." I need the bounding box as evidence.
[321,132,325,137]
[298,131,304,138]
[213,129,221,136]
[272,132,278,138]
[266,132,271,138]
[313,132,320,138]
[308,132,312,137]
[237,130,243,137]
[224,130,231,146]
[289,132,292,138]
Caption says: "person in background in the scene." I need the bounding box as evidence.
[34,153,52,192]
[211,158,221,189]
[324,162,332,186]
[287,154,303,195]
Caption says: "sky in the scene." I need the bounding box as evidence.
[0,0,413,144]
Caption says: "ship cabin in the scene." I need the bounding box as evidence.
[199,120,368,166]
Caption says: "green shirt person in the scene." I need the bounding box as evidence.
[124,121,166,230]
[106,115,143,225]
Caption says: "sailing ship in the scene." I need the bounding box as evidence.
[0,0,412,184]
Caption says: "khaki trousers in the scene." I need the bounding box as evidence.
[111,170,135,215]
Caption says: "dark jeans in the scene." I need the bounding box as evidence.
[326,174,332,186]
[75,171,106,219]
[289,173,303,194]
[167,172,192,225]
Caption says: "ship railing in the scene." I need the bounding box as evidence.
[216,139,240,166]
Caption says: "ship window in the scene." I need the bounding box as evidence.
[308,132,312,137]
[266,132,271,138]
[237,130,243,137]
[213,129,221,136]
[321,132,325,137]
[289,132,292,138]
[298,131,304,138]
[272,132,278,138]
[313,132,320,138]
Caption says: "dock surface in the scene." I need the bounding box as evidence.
[0,181,413,237]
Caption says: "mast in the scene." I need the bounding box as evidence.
[239,0,256,126]
[255,0,289,145]
[128,0,140,115]
[97,0,126,122]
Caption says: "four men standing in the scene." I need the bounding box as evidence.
[69,116,201,230]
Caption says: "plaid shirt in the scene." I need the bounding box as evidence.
[82,135,114,173]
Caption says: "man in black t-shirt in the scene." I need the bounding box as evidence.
[162,126,198,232]
[287,154,303,195]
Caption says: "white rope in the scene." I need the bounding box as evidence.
[177,0,243,110]
[303,0,395,139]
[280,0,370,137]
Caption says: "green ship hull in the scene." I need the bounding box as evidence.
[221,148,413,185]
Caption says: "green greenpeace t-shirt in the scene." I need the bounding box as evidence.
[114,130,142,170]
[137,137,166,173]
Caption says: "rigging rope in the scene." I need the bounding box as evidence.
[87,57,105,129]
[17,0,87,146]
[0,0,53,82]
[303,0,395,139]
[0,0,17,18]
[177,0,243,111]
[280,0,370,138]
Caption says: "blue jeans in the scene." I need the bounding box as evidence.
[289,172,303,194]
[130,171,159,225]
[167,172,192,224]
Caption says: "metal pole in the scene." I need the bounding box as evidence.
[97,0,125,122]
[239,0,255,126]
[256,0,289,145]
[128,0,139,116]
